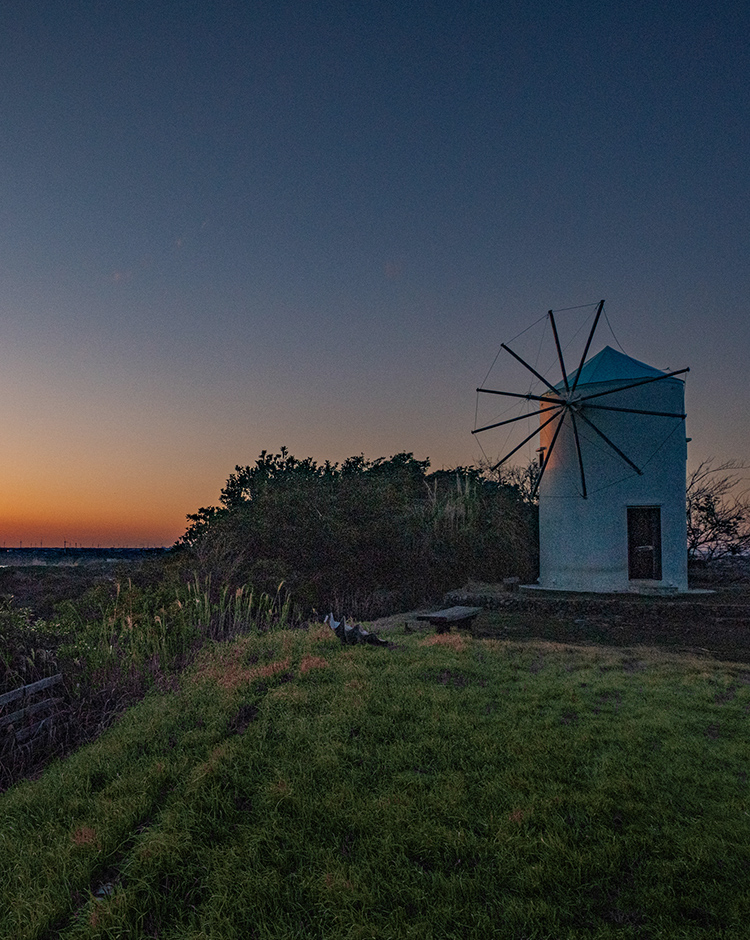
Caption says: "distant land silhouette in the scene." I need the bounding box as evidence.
[0,547,169,567]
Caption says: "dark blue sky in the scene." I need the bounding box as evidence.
[1,1,748,544]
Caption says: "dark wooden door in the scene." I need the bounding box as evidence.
[627,506,662,580]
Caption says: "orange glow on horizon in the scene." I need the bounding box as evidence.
[0,500,188,548]
[0,519,182,549]
[0,464,221,548]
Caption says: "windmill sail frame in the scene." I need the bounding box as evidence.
[474,302,688,500]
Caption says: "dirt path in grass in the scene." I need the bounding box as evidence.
[363,610,436,633]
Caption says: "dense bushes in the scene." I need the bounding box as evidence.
[177,448,538,617]
[2,449,537,789]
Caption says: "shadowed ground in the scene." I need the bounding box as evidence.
[369,577,750,665]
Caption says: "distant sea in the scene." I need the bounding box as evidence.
[0,547,169,567]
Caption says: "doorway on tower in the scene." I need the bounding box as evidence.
[627,506,662,581]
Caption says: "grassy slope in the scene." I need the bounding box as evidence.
[1,625,749,940]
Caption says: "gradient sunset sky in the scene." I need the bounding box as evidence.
[1,1,748,547]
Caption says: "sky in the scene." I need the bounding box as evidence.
[1,0,748,547]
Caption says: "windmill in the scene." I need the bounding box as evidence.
[474,301,691,593]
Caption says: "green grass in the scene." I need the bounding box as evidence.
[2,625,749,939]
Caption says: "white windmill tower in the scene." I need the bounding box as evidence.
[474,301,690,594]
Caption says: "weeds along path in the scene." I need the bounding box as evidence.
[1,624,749,939]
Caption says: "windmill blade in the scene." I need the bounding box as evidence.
[477,387,565,405]
[584,404,686,418]
[569,411,587,499]
[472,405,562,436]
[548,310,570,391]
[575,410,643,475]
[574,368,690,404]
[491,408,563,471]
[531,410,567,499]
[569,299,605,396]
[500,343,563,396]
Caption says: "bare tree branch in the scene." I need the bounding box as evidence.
[687,459,750,562]
[477,456,541,505]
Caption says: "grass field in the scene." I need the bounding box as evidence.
[2,622,749,939]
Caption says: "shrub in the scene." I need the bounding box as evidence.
[0,600,60,696]
[177,449,538,616]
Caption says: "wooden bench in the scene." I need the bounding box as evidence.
[416,605,483,634]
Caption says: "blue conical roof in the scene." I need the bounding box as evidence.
[558,346,671,389]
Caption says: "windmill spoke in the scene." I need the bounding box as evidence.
[569,299,605,396]
[574,368,690,403]
[548,310,569,391]
[575,411,643,475]
[500,343,562,396]
[491,409,563,471]
[472,406,562,436]
[531,410,566,499]
[477,301,688,498]
[584,404,686,418]
[477,387,565,404]
[570,411,587,499]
